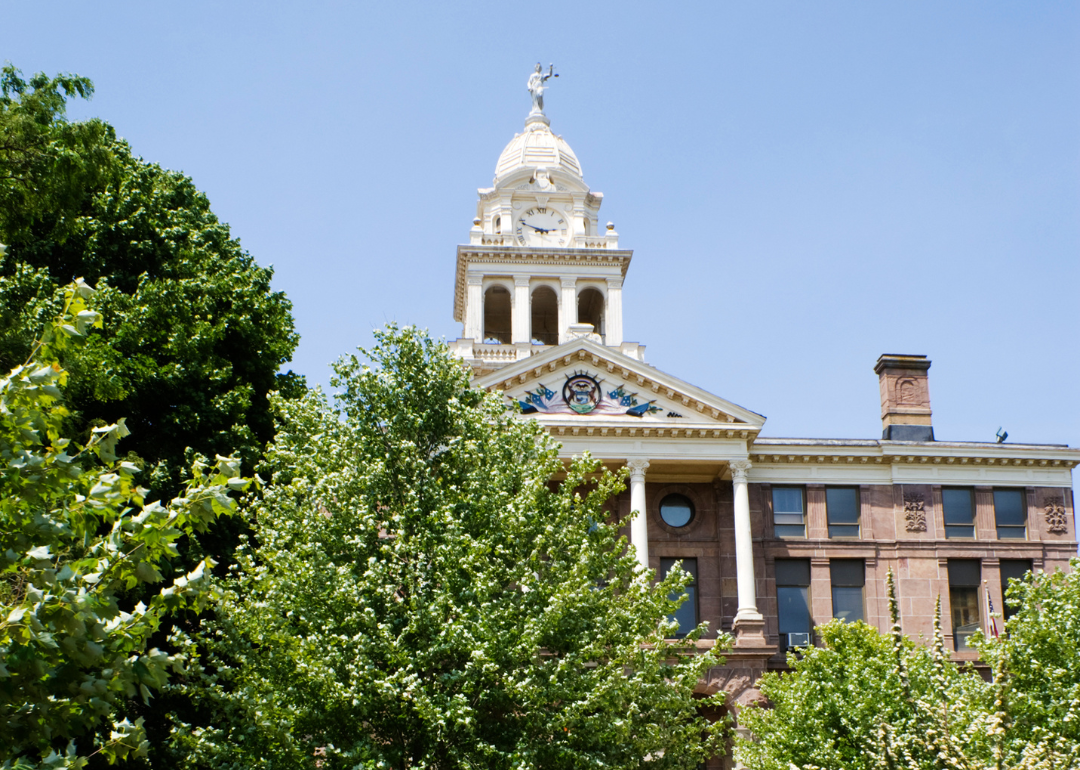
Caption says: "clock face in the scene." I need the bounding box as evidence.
[515,206,570,246]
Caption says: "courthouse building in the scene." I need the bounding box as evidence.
[447,78,1079,756]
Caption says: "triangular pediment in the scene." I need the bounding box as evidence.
[473,339,766,434]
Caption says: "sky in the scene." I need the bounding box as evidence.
[3,1,1078,448]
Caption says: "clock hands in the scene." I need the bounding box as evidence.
[521,222,554,233]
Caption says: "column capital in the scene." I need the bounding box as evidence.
[560,276,578,288]
[605,276,624,289]
[730,459,752,481]
[626,458,650,478]
[467,275,485,286]
[514,275,531,287]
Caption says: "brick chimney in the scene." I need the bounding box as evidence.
[874,354,933,441]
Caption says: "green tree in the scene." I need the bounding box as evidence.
[0,65,300,499]
[167,326,728,770]
[736,568,1080,770]
[974,558,1080,767]
[0,282,249,769]
[735,574,991,770]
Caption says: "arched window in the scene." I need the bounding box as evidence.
[494,215,502,234]
[483,285,511,344]
[530,286,558,345]
[577,287,605,336]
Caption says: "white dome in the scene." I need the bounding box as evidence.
[495,119,582,184]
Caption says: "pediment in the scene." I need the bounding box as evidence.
[473,339,766,434]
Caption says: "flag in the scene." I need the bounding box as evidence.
[984,581,1000,638]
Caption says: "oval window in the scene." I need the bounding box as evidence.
[659,493,694,528]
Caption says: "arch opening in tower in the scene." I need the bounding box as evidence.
[530,286,558,346]
[577,287,605,339]
[483,285,512,344]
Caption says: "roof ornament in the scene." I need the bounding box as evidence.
[527,63,558,126]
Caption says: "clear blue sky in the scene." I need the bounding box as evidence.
[4,2,1078,447]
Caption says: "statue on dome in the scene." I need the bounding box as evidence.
[527,63,557,115]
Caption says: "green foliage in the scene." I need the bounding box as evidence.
[0,65,300,498]
[736,567,1080,770]
[0,283,249,769]
[168,325,728,770]
[736,613,988,768]
[975,558,1080,767]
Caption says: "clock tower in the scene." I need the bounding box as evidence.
[450,67,640,375]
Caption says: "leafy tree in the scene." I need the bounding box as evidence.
[0,64,300,499]
[0,281,249,769]
[735,573,991,770]
[167,325,728,770]
[736,567,1080,770]
[974,558,1080,767]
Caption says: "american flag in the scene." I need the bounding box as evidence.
[985,582,1000,638]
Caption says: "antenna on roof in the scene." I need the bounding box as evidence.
[996,427,1008,444]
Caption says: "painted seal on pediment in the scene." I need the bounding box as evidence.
[515,370,661,417]
[563,374,601,414]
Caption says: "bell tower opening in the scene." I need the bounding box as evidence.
[530,286,558,345]
[483,285,512,344]
[577,287,605,337]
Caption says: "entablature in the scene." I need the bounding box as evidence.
[748,438,1079,487]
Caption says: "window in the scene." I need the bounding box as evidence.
[993,489,1026,540]
[659,493,694,528]
[948,560,981,651]
[826,487,860,538]
[942,488,975,538]
[776,559,812,652]
[773,487,805,538]
[999,559,1032,622]
[830,560,865,623]
[659,558,698,637]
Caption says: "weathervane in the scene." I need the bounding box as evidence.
[527,63,558,116]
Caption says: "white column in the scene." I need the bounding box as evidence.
[605,277,623,347]
[731,460,762,621]
[465,275,484,341]
[627,458,650,574]
[512,276,531,344]
[558,277,577,343]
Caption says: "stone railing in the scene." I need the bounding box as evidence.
[473,344,519,363]
[471,343,554,364]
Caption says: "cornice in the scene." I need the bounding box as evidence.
[748,442,1080,469]
[546,423,758,440]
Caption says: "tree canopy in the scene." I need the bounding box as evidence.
[165,325,729,770]
[0,282,249,769]
[735,568,1080,770]
[0,65,300,498]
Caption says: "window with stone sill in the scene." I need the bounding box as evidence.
[830,559,865,623]
[772,486,806,538]
[942,487,976,538]
[948,559,982,651]
[776,558,812,654]
[993,488,1026,540]
[1000,559,1033,622]
[826,487,860,538]
[659,557,698,637]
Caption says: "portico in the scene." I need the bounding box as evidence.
[471,337,771,651]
